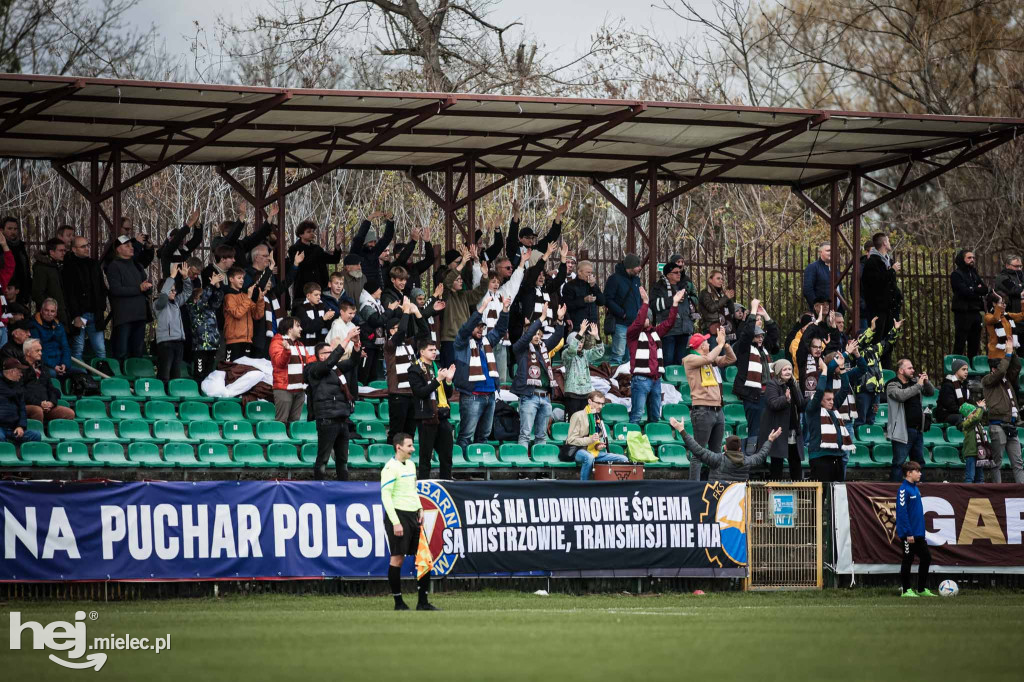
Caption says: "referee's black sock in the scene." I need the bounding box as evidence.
[417,575,430,605]
[388,565,404,606]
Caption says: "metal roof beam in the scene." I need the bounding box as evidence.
[0,81,84,134]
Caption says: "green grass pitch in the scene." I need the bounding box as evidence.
[4,589,1023,681]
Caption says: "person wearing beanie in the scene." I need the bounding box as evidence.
[560,321,606,418]
[671,415,781,482]
[504,199,567,269]
[949,248,988,359]
[650,257,698,366]
[805,353,855,483]
[350,211,395,290]
[341,252,366,305]
[288,219,343,293]
[358,278,392,383]
[757,358,806,480]
[439,248,491,369]
[697,270,735,335]
[603,252,644,365]
[958,400,992,483]
[935,357,971,427]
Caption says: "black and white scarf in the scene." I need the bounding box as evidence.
[945,375,968,406]
[264,294,282,338]
[743,345,771,390]
[392,341,415,391]
[633,330,664,376]
[482,294,509,346]
[298,301,329,344]
[995,315,1018,352]
[831,376,859,422]
[525,341,555,388]
[803,354,820,399]
[819,407,855,452]
[1004,379,1019,420]
[468,336,499,383]
[284,341,312,391]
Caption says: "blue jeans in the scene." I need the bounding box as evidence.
[518,394,551,448]
[607,324,628,365]
[629,375,662,423]
[964,456,985,483]
[742,395,765,452]
[890,427,926,482]
[574,448,629,480]
[854,391,879,428]
[0,427,42,443]
[457,393,495,449]
[71,312,106,360]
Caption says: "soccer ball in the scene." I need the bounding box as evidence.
[938,580,959,597]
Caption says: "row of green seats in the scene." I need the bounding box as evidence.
[74,398,274,424]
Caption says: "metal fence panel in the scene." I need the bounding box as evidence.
[745,481,823,590]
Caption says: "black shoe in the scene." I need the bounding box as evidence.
[394,601,410,611]
[416,602,440,611]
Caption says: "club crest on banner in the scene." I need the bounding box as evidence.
[869,496,898,543]
[700,482,747,566]
[417,480,462,576]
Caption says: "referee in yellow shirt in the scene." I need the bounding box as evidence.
[381,433,437,611]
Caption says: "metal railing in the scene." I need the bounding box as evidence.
[745,481,823,590]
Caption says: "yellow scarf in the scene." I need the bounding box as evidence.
[429,361,449,409]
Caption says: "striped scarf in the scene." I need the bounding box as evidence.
[263,294,282,338]
[285,341,312,391]
[468,336,498,383]
[743,344,771,390]
[482,295,509,345]
[994,316,1018,351]
[819,407,855,452]
[299,301,329,344]
[945,375,967,405]
[526,341,555,387]
[392,342,414,391]
[363,296,386,346]
[530,286,553,335]
[831,376,859,421]
[633,330,664,376]
[0,294,8,325]
[1004,379,1019,420]
[803,354,820,398]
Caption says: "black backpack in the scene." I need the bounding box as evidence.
[490,400,520,441]
[69,373,101,397]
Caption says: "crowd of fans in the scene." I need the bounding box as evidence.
[0,209,1020,486]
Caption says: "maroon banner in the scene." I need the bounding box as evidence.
[846,483,1024,567]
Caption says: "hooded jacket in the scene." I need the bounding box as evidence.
[604,261,643,327]
[440,260,491,343]
[950,249,988,313]
[980,353,1021,422]
[153,277,193,343]
[29,312,71,369]
[510,319,565,398]
[995,267,1024,314]
[31,253,68,328]
[680,429,772,481]
[186,286,225,351]
[561,332,605,396]
[958,402,988,461]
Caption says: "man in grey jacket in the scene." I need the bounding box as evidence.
[671,416,782,481]
[153,264,192,383]
[885,358,935,482]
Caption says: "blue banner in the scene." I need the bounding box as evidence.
[0,479,746,581]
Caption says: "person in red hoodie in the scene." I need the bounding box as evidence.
[627,285,687,424]
[269,316,312,424]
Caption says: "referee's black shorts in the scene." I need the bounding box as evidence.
[384,509,421,555]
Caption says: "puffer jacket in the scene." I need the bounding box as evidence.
[680,428,772,481]
[303,345,358,420]
[31,253,68,327]
[981,354,1021,422]
[186,286,225,351]
[604,262,643,327]
[950,249,988,313]
[561,333,605,396]
[222,287,265,346]
[958,403,988,461]
[651,275,697,337]
[29,313,70,369]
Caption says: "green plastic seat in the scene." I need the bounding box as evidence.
[91,357,122,376]
[351,401,378,421]
[19,442,60,466]
[943,354,969,375]
[243,400,275,422]
[663,365,687,385]
[658,443,690,467]
[196,442,235,467]
[190,421,225,443]
[92,441,132,466]
[724,365,739,383]
[369,380,388,391]
[661,403,690,421]
[108,399,143,421]
[124,357,156,379]
[856,424,887,445]
[366,443,394,465]
[153,420,197,443]
[74,398,108,422]
[0,442,21,466]
[100,378,141,401]
[299,443,319,464]
[377,401,390,421]
[83,419,128,443]
[223,420,269,444]
[347,444,376,468]
[613,422,641,440]
[267,443,303,467]
[465,443,502,467]
[119,419,159,443]
[54,441,102,467]
[144,400,177,422]
[499,443,532,466]
[167,378,200,401]
[289,421,317,443]
[27,419,55,443]
[876,404,889,421]
[212,401,245,423]
[922,426,946,447]
[49,418,94,442]
[724,403,746,426]
[179,401,212,423]
[733,423,748,440]
[932,445,964,468]
[644,422,677,444]
[162,442,203,467]
[601,403,628,424]
[232,442,275,468]
[970,355,990,376]
[550,421,570,443]
[257,420,301,444]
[449,445,473,469]
[134,378,167,400]
[871,443,894,466]
[356,420,388,443]
[849,444,881,468]
[881,369,896,384]
[945,427,965,446]
[530,443,573,468]
[127,442,167,467]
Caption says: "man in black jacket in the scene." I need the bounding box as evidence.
[0,320,31,363]
[0,358,41,445]
[2,217,31,305]
[861,232,903,367]
[106,236,152,360]
[211,203,276,268]
[408,338,456,480]
[562,260,604,332]
[289,220,344,293]
[351,212,395,290]
[950,249,988,358]
[157,209,203,281]
[995,254,1024,349]
[304,329,361,480]
[102,216,154,268]
[63,236,109,361]
[505,200,566,269]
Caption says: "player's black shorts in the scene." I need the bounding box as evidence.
[384,509,421,555]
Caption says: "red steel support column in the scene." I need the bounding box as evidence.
[89,156,100,259]
[828,180,839,311]
[112,149,122,241]
[626,177,637,255]
[444,167,455,253]
[647,165,659,286]
[276,155,288,286]
[467,160,476,248]
[851,175,862,331]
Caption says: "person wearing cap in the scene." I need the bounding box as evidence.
[627,286,687,424]
[651,261,698,367]
[453,293,510,449]
[101,216,154,269]
[288,219,344,294]
[105,234,152,359]
[672,416,781,482]
[505,199,566,269]
[604,253,644,366]
[757,359,806,480]
[0,357,41,445]
[1,319,31,363]
[562,259,605,334]
[731,299,781,453]
[936,356,971,428]
[697,270,735,335]
[683,326,736,480]
[440,248,491,369]
[350,211,396,291]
